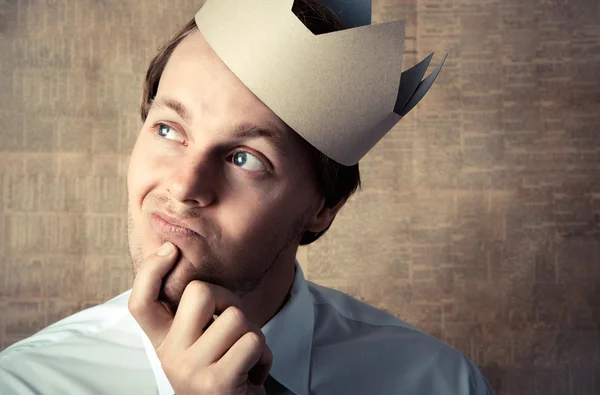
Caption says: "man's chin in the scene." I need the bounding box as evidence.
[155,254,226,314]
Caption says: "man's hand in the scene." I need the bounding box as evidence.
[128,241,273,395]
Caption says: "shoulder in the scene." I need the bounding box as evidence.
[0,290,154,395]
[306,282,494,395]
[0,290,133,360]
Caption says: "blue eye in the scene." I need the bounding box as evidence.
[156,123,182,142]
[232,150,267,172]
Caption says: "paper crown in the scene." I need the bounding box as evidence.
[195,0,446,166]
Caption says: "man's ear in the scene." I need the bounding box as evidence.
[304,196,348,234]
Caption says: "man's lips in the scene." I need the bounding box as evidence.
[150,211,203,240]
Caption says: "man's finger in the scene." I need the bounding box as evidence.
[191,305,254,364]
[168,281,245,357]
[217,331,272,385]
[128,241,179,349]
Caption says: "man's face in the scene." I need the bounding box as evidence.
[127,29,321,311]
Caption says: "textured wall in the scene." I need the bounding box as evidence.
[1,0,600,394]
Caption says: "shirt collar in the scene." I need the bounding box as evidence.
[133,259,314,395]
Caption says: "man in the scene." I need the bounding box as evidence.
[0,0,493,394]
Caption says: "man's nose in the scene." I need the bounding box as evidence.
[165,158,216,206]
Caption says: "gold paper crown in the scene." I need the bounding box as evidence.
[195,0,446,166]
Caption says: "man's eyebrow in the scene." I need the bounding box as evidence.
[149,96,289,157]
[149,96,192,124]
[225,121,289,157]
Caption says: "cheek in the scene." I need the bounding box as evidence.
[127,133,156,209]
[222,188,289,240]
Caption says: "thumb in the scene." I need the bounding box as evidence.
[128,241,180,349]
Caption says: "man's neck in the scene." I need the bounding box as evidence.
[242,253,297,328]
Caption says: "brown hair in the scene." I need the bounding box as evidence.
[140,0,361,246]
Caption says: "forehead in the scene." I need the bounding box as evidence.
[158,30,283,129]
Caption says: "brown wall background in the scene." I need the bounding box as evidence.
[1,0,599,394]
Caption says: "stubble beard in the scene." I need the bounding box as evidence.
[127,205,307,307]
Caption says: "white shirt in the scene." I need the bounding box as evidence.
[0,260,494,394]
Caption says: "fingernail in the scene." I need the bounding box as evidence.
[157,242,174,256]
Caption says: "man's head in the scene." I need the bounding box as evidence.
[127,0,361,312]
